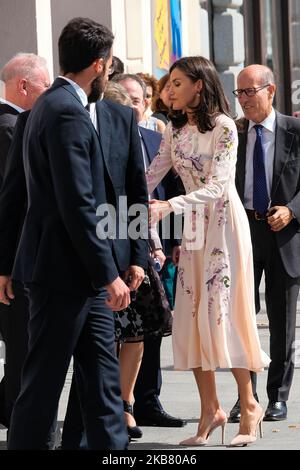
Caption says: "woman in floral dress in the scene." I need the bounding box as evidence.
[146,57,270,447]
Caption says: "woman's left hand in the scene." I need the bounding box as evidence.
[149,199,172,225]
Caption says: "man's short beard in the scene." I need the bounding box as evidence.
[88,75,105,103]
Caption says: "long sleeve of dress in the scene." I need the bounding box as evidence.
[146,124,173,194]
[168,122,238,214]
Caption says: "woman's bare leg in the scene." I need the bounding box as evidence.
[119,342,144,427]
[231,369,263,436]
[192,368,227,437]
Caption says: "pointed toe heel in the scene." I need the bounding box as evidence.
[180,418,227,447]
[230,411,264,447]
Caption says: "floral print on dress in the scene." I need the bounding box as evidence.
[177,266,195,315]
[216,198,229,227]
[172,126,213,190]
[214,126,236,165]
[145,115,270,371]
[206,248,231,325]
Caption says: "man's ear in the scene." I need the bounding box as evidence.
[18,78,28,96]
[269,83,276,99]
[93,58,104,74]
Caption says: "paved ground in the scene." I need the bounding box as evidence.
[1,304,299,451]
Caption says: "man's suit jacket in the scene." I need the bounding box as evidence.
[139,125,184,251]
[95,100,148,272]
[235,111,300,278]
[0,111,29,275]
[12,78,148,293]
[0,103,20,187]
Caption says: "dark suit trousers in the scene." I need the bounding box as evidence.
[60,369,85,449]
[61,337,165,448]
[134,336,163,416]
[248,216,300,401]
[0,282,29,424]
[8,286,128,450]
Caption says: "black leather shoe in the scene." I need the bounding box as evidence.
[228,393,259,423]
[135,410,187,427]
[263,401,287,421]
[227,397,241,423]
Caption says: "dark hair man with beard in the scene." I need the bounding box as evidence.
[7,17,148,450]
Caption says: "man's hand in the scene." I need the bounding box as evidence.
[172,246,181,266]
[152,249,166,269]
[149,199,172,225]
[267,206,294,232]
[105,276,131,311]
[0,275,14,305]
[123,266,145,291]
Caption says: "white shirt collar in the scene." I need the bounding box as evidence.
[248,107,276,133]
[0,98,24,113]
[58,76,88,108]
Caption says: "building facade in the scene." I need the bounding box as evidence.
[0,0,299,116]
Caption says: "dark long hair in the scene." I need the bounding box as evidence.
[169,56,231,133]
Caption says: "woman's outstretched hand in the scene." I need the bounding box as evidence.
[148,199,172,225]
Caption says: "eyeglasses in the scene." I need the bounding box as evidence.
[108,65,114,76]
[232,84,270,98]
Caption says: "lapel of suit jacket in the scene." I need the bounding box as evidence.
[96,100,114,183]
[236,120,248,202]
[53,77,84,107]
[139,126,161,164]
[139,126,163,199]
[271,111,295,199]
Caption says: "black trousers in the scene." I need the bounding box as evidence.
[0,282,29,425]
[248,216,300,401]
[61,335,165,449]
[134,335,163,416]
[8,285,127,450]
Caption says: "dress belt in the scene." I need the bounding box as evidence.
[245,209,267,221]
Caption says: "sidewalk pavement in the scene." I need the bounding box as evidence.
[1,310,299,451]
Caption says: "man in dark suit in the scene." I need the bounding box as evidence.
[5,18,148,450]
[114,74,186,427]
[230,64,300,422]
[0,53,50,428]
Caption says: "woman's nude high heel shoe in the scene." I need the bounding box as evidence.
[230,410,264,447]
[179,418,227,446]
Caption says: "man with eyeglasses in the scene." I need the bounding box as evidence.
[229,64,300,423]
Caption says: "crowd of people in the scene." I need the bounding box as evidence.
[0,16,299,450]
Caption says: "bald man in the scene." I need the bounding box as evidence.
[0,53,50,185]
[0,53,50,429]
[230,64,300,422]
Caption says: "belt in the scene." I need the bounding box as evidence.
[245,209,267,221]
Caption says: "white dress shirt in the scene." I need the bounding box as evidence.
[58,76,88,107]
[0,98,24,113]
[88,102,98,133]
[244,107,276,210]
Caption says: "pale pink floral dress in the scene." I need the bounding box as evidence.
[146,114,270,371]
